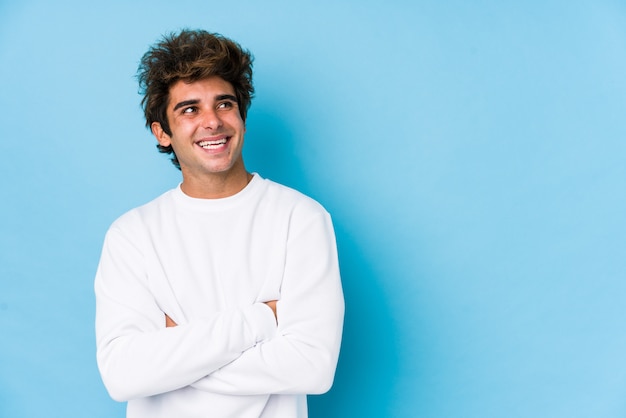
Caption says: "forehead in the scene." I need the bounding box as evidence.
[168,76,236,103]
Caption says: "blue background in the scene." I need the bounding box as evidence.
[1,1,625,417]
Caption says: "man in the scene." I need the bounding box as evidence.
[94,29,344,418]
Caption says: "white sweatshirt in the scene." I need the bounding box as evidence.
[95,174,344,418]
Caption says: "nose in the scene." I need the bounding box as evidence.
[202,108,222,130]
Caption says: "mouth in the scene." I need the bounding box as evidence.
[197,136,229,150]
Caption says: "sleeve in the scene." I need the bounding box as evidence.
[94,217,277,402]
[190,210,345,395]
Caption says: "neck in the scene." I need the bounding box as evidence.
[180,166,253,199]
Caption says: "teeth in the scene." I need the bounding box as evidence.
[198,138,227,149]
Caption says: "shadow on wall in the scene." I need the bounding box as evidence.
[244,108,304,190]
[308,223,401,417]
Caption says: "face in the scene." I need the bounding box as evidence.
[152,76,247,195]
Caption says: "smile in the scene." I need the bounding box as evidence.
[197,137,228,149]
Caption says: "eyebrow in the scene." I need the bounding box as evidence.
[172,95,238,112]
[216,94,238,103]
[173,99,199,112]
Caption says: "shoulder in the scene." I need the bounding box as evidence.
[256,177,334,237]
[106,188,176,235]
[259,177,329,216]
[263,179,326,212]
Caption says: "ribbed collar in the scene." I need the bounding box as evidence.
[171,173,264,212]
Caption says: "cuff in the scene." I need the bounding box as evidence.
[241,303,278,344]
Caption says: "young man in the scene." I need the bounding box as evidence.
[94,29,344,418]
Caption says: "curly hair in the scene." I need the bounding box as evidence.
[137,29,255,169]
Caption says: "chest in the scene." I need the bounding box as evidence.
[144,208,289,321]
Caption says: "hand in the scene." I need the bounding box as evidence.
[264,300,277,321]
[165,313,178,327]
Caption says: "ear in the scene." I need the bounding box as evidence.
[151,122,171,147]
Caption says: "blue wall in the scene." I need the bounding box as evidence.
[1,1,625,417]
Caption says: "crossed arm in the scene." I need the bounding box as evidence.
[165,300,276,327]
[96,211,344,401]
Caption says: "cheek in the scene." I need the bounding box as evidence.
[169,122,196,141]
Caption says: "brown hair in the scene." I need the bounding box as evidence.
[137,29,254,169]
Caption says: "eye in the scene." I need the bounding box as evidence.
[217,101,235,110]
[182,106,197,114]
